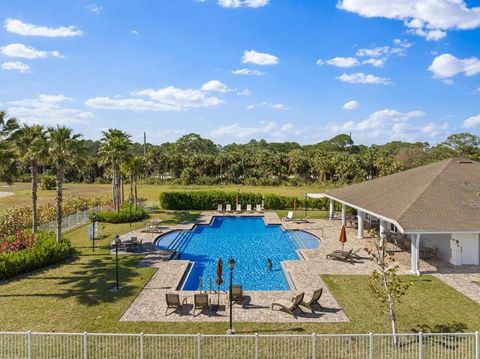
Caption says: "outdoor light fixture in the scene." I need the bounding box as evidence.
[114,234,121,291]
[227,257,236,334]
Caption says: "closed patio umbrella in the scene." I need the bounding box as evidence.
[216,257,223,305]
[339,225,347,251]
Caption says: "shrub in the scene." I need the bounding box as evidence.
[40,174,56,190]
[91,206,147,223]
[0,231,72,280]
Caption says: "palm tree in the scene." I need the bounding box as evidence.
[99,129,131,212]
[48,126,82,242]
[124,155,144,208]
[0,111,19,183]
[14,125,48,232]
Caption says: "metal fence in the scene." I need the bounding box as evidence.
[0,332,478,359]
[38,205,108,233]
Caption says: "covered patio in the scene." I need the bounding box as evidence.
[308,158,480,275]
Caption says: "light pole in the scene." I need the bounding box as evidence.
[227,257,236,334]
[92,213,97,252]
[128,196,133,227]
[114,234,121,291]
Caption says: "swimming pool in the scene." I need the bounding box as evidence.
[154,216,319,291]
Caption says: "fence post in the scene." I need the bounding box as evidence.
[83,332,88,359]
[311,333,316,359]
[255,333,259,359]
[140,333,144,359]
[369,333,373,359]
[27,331,31,359]
[197,333,201,359]
[418,332,423,359]
[476,331,479,359]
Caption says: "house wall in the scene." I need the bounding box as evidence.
[420,233,451,262]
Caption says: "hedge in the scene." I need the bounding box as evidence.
[159,190,333,210]
[91,206,147,223]
[0,231,72,281]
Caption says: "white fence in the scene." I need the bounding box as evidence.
[38,205,108,233]
[0,332,478,359]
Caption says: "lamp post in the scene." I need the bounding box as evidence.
[114,234,121,291]
[227,257,236,334]
[128,196,133,227]
[91,213,96,252]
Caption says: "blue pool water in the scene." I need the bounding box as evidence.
[155,216,319,291]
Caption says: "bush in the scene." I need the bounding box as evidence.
[92,206,147,223]
[0,231,72,280]
[40,174,56,190]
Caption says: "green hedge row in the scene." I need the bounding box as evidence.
[91,206,147,223]
[159,190,333,210]
[0,232,72,281]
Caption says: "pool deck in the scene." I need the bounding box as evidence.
[117,211,480,323]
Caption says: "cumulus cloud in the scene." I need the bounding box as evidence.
[218,0,268,8]
[342,100,359,110]
[0,43,63,59]
[4,18,83,37]
[85,4,103,14]
[362,58,385,67]
[336,72,391,85]
[463,114,480,128]
[1,61,30,73]
[242,50,278,65]
[85,97,179,112]
[231,68,264,76]
[247,102,290,111]
[236,89,251,96]
[337,0,480,41]
[201,80,230,92]
[211,121,300,141]
[8,94,94,124]
[428,53,480,79]
[317,57,359,68]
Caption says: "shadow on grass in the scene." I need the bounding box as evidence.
[236,327,305,334]
[148,210,200,224]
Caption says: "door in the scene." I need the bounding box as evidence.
[451,233,480,265]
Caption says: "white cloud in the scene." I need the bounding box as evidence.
[4,18,82,37]
[428,53,480,79]
[362,58,385,67]
[131,30,139,35]
[231,68,264,76]
[317,57,359,68]
[218,0,268,8]
[0,43,63,59]
[86,4,103,14]
[1,61,30,73]
[86,84,225,112]
[337,0,480,41]
[463,114,480,128]
[8,94,94,125]
[211,121,300,141]
[474,87,480,94]
[325,108,447,142]
[247,102,290,110]
[201,80,230,93]
[236,89,251,96]
[242,50,278,65]
[342,100,359,110]
[336,72,391,85]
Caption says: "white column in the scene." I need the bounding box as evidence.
[341,204,346,226]
[379,219,387,246]
[410,233,420,275]
[357,211,365,239]
[329,199,334,220]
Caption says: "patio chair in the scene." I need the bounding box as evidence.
[255,204,263,213]
[271,292,305,318]
[193,293,211,317]
[165,293,187,316]
[235,204,242,213]
[298,288,323,313]
[246,204,252,212]
[225,204,232,212]
[231,285,244,306]
[326,249,360,264]
[217,204,223,213]
[283,211,294,221]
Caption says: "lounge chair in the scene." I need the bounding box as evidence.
[217,204,223,213]
[326,249,360,264]
[165,293,186,316]
[271,292,305,318]
[246,204,252,212]
[331,248,371,261]
[235,204,242,213]
[283,211,294,221]
[193,293,211,317]
[298,288,323,313]
[225,204,232,212]
[231,285,244,306]
[255,204,263,213]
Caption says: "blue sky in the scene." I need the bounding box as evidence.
[1,0,479,145]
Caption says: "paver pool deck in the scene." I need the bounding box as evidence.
[117,212,480,323]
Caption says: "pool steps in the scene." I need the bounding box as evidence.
[289,231,307,250]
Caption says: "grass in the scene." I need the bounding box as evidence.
[0,182,332,208]
[0,213,479,334]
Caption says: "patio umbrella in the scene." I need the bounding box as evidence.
[216,257,223,304]
[339,225,347,251]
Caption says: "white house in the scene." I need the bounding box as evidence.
[308,158,480,274]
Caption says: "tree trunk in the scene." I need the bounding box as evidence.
[120,175,124,207]
[56,166,63,243]
[133,171,138,208]
[111,170,116,209]
[31,162,38,233]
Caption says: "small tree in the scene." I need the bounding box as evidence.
[366,230,411,344]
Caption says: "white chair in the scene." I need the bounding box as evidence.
[255,204,263,213]
[283,211,294,221]
[246,204,252,212]
[226,204,232,212]
[235,204,242,213]
[217,204,223,212]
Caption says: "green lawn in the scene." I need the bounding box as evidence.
[0,214,478,334]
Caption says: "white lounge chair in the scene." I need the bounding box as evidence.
[235,204,242,213]
[246,204,252,212]
[226,204,232,212]
[217,204,223,212]
[283,211,294,221]
[255,204,263,213]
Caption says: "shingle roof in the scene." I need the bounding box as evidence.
[323,158,480,232]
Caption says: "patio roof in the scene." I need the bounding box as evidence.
[315,158,480,233]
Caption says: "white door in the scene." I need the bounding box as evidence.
[451,234,479,265]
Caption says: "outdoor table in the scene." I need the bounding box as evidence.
[122,239,138,252]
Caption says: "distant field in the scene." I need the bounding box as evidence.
[0,182,333,209]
